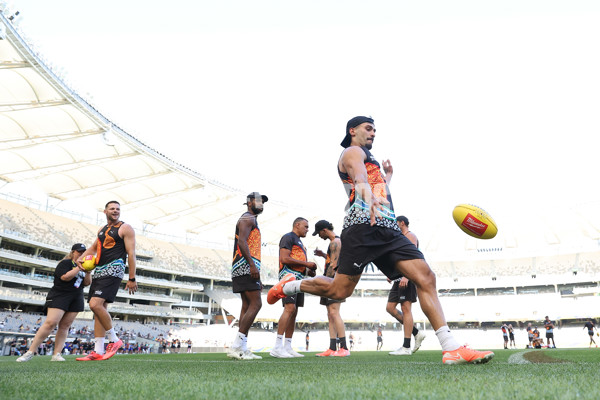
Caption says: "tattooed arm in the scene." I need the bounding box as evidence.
[326,237,342,278]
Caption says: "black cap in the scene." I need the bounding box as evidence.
[312,220,333,236]
[71,243,86,252]
[341,116,375,148]
[245,192,269,204]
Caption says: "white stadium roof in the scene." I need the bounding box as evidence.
[1,12,599,258]
[0,14,328,249]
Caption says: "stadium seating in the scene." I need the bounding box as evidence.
[2,196,600,343]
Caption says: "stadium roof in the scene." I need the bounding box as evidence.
[0,14,326,248]
[1,13,599,257]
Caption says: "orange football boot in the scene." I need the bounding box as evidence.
[332,348,351,357]
[315,348,336,357]
[76,351,104,361]
[102,339,123,360]
[442,346,494,365]
[267,273,296,305]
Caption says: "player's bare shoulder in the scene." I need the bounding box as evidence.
[329,236,342,254]
[119,222,136,238]
[338,146,367,172]
[405,231,418,247]
[331,236,342,248]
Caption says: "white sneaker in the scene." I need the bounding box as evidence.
[285,348,304,358]
[389,347,412,356]
[227,346,244,360]
[241,350,262,360]
[413,331,426,353]
[269,347,293,358]
[16,351,34,362]
[51,354,66,362]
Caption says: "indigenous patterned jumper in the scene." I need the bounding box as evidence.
[338,146,399,231]
[94,221,127,280]
[278,232,308,280]
[231,213,261,278]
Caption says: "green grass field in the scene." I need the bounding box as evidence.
[1,349,599,399]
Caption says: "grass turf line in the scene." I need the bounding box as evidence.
[1,349,599,399]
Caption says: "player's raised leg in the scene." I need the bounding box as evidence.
[269,272,358,303]
[397,258,494,364]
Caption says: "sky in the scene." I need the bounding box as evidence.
[5,0,600,255]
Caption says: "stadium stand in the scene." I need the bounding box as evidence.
[2,177,600,352]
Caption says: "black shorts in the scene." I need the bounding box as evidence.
[509,333,515,340]
[503,335,508,341]
[377,336,383,343]
[282,293,304,307]
[337,224,424,280]
[387,280,417,303]
[45,290,84,313]
[232,274,262,293]
[320,297,345,306]
[88,277,122,303]
[528,335,533,342]
[546,332,554,339]
[588,330,594,337]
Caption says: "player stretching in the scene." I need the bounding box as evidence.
[313,220,350,357]
[270,218,317,358]
[268,116,494,364]
[76,201,137,361]
[228,192,268,360]
[387,216,426,356]
[584,319,598,348]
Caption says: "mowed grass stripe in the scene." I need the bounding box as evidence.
[1,350,599,399]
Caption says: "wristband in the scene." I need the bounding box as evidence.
[128,277,136,282]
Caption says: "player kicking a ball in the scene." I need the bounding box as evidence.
[76,200,138,361]
[268,116,494,365]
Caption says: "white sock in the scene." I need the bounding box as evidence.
[106,328,119,342]
[233,332,245,348]
[284,338,293,351]
[242,335,248,351]
[283,280,302,295]
[435,326,461,352]
[275,334,283,348]
[94,337,105,355]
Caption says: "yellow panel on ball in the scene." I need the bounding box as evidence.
[452,204,498,239]
[81,255,97,271]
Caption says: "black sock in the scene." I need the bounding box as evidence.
[339,337,347,350]
[329,339,337,351]
[403,338,411,348]
[412,327,419,336]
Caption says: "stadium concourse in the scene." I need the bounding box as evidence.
[1,8,600,355]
